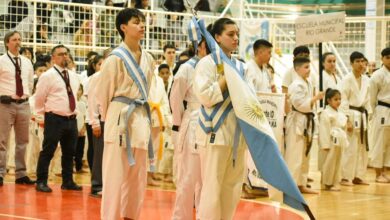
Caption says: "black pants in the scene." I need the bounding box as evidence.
[36,113,78,184]
[74,136,86,171]
[91,122,104,193]
[86,123,94,171]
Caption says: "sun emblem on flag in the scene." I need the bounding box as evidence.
[244,101,266,124]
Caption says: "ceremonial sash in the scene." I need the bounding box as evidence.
[111,46,154,171]
[196,18,314,219]
[186,56,200,69]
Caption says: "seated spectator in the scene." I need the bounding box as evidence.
[20,47,34,63]
[74,20,93,62]
[98,0,116,48]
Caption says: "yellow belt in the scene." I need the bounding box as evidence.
[149,101,164,160]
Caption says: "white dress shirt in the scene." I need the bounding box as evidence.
[35,64,80,116]
[0,51,34,98]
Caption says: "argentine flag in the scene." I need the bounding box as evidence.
[195,19,315,219]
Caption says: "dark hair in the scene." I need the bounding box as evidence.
[293,56,310,69]
[135,0,149,9]
[325,88,341,105]
[210,18,236,40]
[194,0,210,11]
[163,43,176,53]
[349,51,365,63]
[3,31,20,50]
[87,51,99,61]
[51,44,69,55]
[20,47,34,60]
[381,47,390,57]
[116,8,145,40]
[33,61,47,71]
[179,50,190,59]
[158,63,170,73]
[87,54,103,77]
[36,53,51,64]
[293,46,310,57]
[322,52,335,64]
[253,39,273,52]
[198,38,211,55]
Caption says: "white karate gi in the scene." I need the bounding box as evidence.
[245,59,273,93]
[319,106,348,187]
[283,67,317,182]
[318,71,342,170]
[149,72,171,168]
[171,59,202,220]
[194,55,246,220]
[322,70,342,92]
[26,95,43,174]
[340,73,372,181]
[284,76,314,187]
[97,43,154,220]
[368,66,390,168]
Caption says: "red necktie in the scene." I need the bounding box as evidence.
[14,57,24,97]
[62,70,76,112]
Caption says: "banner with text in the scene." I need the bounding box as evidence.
[295,12,345,45]
[247,93,285,189]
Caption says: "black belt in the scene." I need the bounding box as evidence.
[292,106,315,156]
[378,101,390,109]
[349,105,369,151]
[0,95,29,104]
[46,112,76,120]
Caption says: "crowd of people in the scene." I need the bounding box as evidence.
[0,5,390,220]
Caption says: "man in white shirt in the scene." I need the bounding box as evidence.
[0,31,35,186]
[34,45,82,193]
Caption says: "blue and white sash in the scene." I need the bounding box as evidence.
[186,56,200,69]
[111,46,154,171]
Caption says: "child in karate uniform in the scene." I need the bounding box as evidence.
[319,88,348,191]
[284,56,324,194]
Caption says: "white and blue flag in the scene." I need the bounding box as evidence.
[196,18,315,219]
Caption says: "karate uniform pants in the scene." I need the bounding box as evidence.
[342,130,368,181]
[284,133,310,187]
[369,117,390,168]
[101,143,147,220]
[198,144,245,220]
[321,146,342,186]
[151,127,160,169]
[172,144,201,220]
[26,125,42,174]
